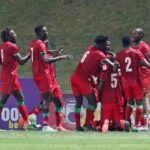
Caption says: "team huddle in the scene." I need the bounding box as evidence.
[71,28,150,132]
[0,26,150,132]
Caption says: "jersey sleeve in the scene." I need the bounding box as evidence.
[11,44,19,55]
[136,50,145,61]
[98,51,106,64]
[141,42,150,56]
[39,42,47,53]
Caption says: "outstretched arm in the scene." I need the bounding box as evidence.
[40,51,73,64]
[47,46,64,56]
[13,52,31,65]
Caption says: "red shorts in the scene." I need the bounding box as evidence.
[50,78,62,98]
[70,73,93,96]
[101,103,123,123]
[121,78,143,100]
[0,74,21,94]
[34,75,51,94]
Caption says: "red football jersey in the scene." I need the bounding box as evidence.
[0,42,19,77]
[116,48,145,80]
[132,41,150,77]
[99,61,123,105]
[74,45,106,80]
[29,39,49,78]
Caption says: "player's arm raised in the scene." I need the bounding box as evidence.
[101,58,120,71]
[40,51,73,64]
[13,52,31,65]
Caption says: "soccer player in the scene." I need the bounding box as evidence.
[28,45,68,131]
[0,27,30,127]
[132,28,150,131]
[116,36,150,131]
[99,56,130,132]
[29,25,72,131]
[70,35,117,131]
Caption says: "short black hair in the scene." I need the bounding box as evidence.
[1,27,12,42]
[122,36,131,47]
[94,35,108,44]
[35,25,45,34]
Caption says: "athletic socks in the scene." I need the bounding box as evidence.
[85,104,95,126]
[16,100,28,121]
[134,105,143,127]
[125,104,133,123]
[29,103,42,115]
[54,107,62,127]
[74,107,81,129]
[43,112,49,126]
[141,114,147,126]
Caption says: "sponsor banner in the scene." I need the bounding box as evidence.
[0,78,87,130]
[0,78,150,130]
[0,78,42,130]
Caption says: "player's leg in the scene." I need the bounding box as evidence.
[27,101,43,129]
[0,93,9,116]
[51,85,67,131]
[139,96,149,130]
[113,104,130,132]
[132,99,143,131]
[139,77,149,131]
[12,90,29,125]
[100,104,112,133]
[70,74,84,131]
[74,95,84,131]
[52,96,67,131]
[84,92,97,131]
[29,101,43,116]
[125,99,134,126]
[41,92,56,131]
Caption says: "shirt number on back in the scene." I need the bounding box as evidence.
[0,49,4,62]
[80,51,90,63]
[125,57,132,72]
[111,73,117,88]
[31,48,34,62]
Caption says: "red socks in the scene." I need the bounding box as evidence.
[134,107,143,127]
[18,105,28,121]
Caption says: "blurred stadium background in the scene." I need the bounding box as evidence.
[0,0,150,93]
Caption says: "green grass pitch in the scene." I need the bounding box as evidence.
[0,131,149,150]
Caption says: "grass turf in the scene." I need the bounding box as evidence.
[0,131,149,150]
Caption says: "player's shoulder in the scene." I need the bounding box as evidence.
[116,49,124,56]
[30,39,43,45]
[141,41,150,49]
[5,42,18,49]
[87,45,97,51]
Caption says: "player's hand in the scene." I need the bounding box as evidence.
[113,61,120,71]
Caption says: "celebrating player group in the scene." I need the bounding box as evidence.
[0,26,150,132]
[71,28,150,132]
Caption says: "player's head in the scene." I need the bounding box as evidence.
[132,28,144,43]
[35,25,48,41]
[94,35,109,54]
[122,36,131,47]
[1,27,17,43]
